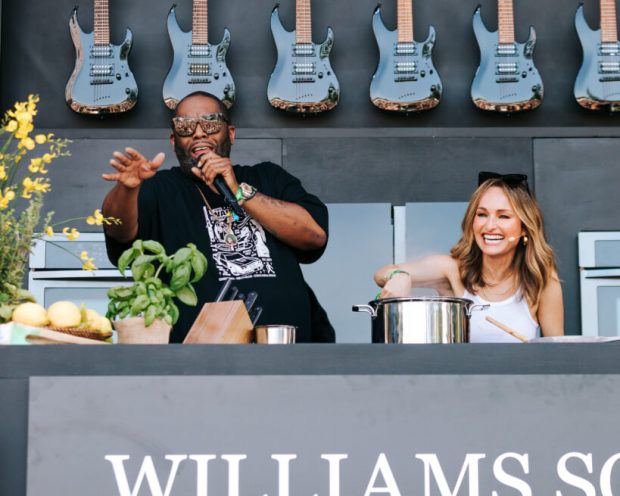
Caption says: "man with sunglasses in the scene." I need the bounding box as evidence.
[101,91,334,343]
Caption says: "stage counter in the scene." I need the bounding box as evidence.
[2,344,620,495]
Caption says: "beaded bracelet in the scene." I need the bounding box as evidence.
[383,269,410,285]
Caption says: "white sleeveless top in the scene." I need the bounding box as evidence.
[463,289,540,343]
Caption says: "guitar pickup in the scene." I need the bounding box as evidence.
[496,62,518,74]
[293,63,315,75]
[90,65,113,76]
[599,61,620,73]
[189,45,211,57]
[293,77,316,83]
[90,78,114,85]
[599,43,620,56]
[495,43,517,56]
[495,76,520,83]
[90,45,112,58]
[189,78,213,84]
[395,62,417,73]
[394,43,416,56]
[188,64,211,76]
[293,44,315,56]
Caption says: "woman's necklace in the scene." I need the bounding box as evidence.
[195,184,239,247]
[479,273,516,301]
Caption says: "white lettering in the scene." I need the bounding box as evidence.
[105,454,187,496]
[221,454,247,496]
[188,455,216,496]
[555,452,595,496]
[271,454,297,496]
[363,452,402,496]
[321,454,349,496]
[491,453,531,496]
[600,452,620,496]
[415,453,485,496]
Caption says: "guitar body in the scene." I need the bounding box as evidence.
[574,4,620,111]
[267,6,340,114]
[163,5,235,110]
[65,7,138,115]
[370,6,442,112]
[470,6,543,112]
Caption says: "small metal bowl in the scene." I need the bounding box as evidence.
[254,325,297,344]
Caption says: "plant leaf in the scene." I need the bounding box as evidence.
[144,304,158,327]
[175,284,197,306]
[132,262,155,282]
[168,302,180,325]
[143,240,165,255]
[169,262,191,291]
[130,295,150,315]
[171,247,192,267]
[117,247,138,275]
[190,253,207,283]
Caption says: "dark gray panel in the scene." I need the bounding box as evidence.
[0,379,28,496]
[534,138,620,336]
[283,137,532,203]
[2,0,619,129]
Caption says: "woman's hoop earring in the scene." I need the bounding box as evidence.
[523,235,529,246]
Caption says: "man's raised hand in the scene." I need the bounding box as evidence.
[102,147,165,189]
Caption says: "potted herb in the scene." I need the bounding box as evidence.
[106,240,208,343]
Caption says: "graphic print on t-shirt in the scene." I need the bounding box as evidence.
[202,206,276,279]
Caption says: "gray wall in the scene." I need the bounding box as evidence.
[2,0,620,335]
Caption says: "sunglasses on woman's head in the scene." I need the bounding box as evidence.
[478,171,530,195]
[171,113,229,137]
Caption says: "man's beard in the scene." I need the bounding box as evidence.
[174,134,232,176]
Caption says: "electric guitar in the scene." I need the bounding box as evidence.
[163,0,235,110]
[575,1,620,111]
[370,0,442,112]
[267,0,340,114]
[470,0,543,112]
[65,0,138,115]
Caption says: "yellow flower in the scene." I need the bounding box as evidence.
[18,137,35,151]
[35,134,47,144]
[79,251,97,270]
[42,153,55,164]
[5,120,17,132]
[21,177,50,198]
[0,165,6,181]
[62,227,80,241]
[28,157,43,173]
[86,209,121,226]
[44,226,54,236]
[0,188,16,209]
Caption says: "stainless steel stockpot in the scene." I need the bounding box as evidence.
[352,297,488,344]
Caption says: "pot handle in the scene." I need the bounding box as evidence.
[352,304,377,318]
[466,303,490,317]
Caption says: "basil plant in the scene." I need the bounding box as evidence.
[106,240,208,327]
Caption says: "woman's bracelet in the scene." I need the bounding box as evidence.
[383,269,411,285]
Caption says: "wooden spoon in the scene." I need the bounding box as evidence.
[485,316,529,343]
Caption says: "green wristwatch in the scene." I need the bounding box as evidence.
[236,182,257,206]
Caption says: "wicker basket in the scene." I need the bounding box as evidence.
[48,327,112,341]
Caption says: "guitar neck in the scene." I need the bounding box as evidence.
[498,0,515,45]
[296,0,312,44]
[601,0,618,43]
[192,0,209,44]
[397,0,414,43]
[93,0,110,45]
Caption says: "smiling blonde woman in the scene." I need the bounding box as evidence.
[374,172,564,342]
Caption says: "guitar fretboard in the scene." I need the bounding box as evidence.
[601,0,618,43]
[498,0,515,45]
[296,0,312,44]
[397,0,414,43]
[192,0,209,44]
[93,0,110,45]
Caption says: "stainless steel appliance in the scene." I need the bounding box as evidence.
[28,233,130,317]
[578,231,620,336]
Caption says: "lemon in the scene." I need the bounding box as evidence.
[12,302,49,327]
[46,301,82,328]
[85,309,102,330]
[99,317,112,333]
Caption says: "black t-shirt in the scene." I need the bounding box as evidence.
[105,162,332,343]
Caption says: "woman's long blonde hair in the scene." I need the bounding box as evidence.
[450,179,557,309]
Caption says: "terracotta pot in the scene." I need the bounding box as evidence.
[113,317,171,344]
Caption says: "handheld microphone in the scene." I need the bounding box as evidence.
[213,176,245,219]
